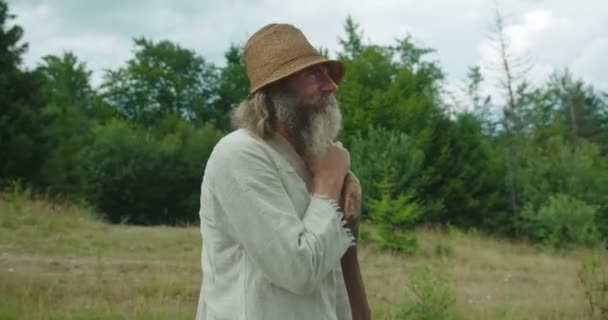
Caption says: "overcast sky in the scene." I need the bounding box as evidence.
[9,0,608,102]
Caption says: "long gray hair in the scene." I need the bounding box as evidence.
[230,90,276,139]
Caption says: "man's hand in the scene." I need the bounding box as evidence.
[308,142,351,203]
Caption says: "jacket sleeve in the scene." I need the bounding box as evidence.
[208,139,354,295]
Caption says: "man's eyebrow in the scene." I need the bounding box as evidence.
[304,65,319,72]
[305,65,326,73]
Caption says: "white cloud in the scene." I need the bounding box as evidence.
[476,2,608,105]
[8,0,608,96]
[523,10,552,33]
[571,37,608,90]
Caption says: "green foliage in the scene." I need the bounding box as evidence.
[541,71,608,153]
[0,1,48,185]
[337,35,443,142]
[512,137,608,240]
[434,241,454,260]
[349,126,424,213]
[80,118,222,224]
[101,38,217,126]
[465,66,494,131]
[209,44,249,131]
[371,176,422,227]
[35,52,95,196]
[520,194,602,248]
[399,265,455,320]
[421,114,507,228]
[368,171,421,253]
[578,255,608,319]
[338,15,364,60]
[0,0,26,68]
[337,45,395,140]
[337,26,498,232]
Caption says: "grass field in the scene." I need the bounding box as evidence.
[0,190,605,319]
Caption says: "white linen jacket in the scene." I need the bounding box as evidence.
[196,129,355,320]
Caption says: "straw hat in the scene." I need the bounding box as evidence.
[244,23,344,93]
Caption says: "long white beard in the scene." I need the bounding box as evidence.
[273,93,342,161]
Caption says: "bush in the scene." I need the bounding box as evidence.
[514,137,608,242]
[349,126,428,252]
[368,173,421,253]
[349,126,425,216]
[520,194,602,248]
[399,265,455,320]
[80,118,222,225]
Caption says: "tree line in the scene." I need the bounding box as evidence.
[2,1,607,248]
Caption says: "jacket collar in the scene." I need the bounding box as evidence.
[267,132,313,190]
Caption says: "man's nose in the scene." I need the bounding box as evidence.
[320,76,338,93]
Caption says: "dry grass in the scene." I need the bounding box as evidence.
[0,192,604,319]
[361,227,595,319]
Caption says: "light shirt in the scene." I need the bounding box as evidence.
[196,129,354,320]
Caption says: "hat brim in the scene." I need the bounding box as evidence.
[250,55,344,93]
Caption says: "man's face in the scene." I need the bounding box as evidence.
[283,64,339,107]
[271,64,342,161]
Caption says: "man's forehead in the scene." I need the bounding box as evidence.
[300,63,329,73]
[277,63,332,92]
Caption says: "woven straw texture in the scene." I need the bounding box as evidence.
[244,23,344,93]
